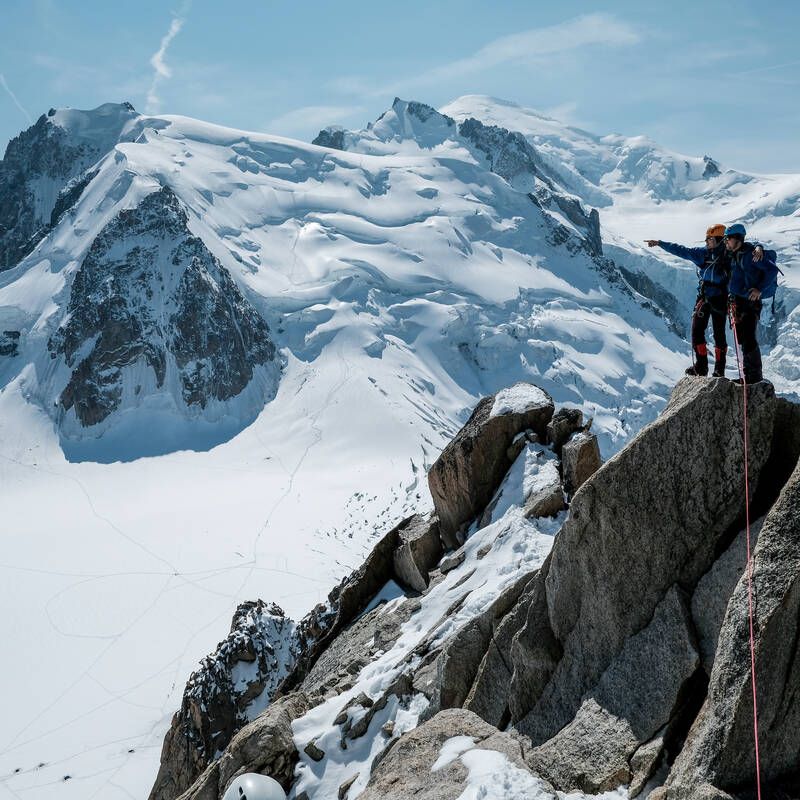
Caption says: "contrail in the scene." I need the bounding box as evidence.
[146,2,191,114]
[0,73,33,124]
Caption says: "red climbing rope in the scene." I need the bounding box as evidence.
[729,304,763,800]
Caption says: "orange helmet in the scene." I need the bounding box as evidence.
[706,224,726,239]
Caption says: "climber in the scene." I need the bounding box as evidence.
[724,223,778,384]
[645,225,731,377]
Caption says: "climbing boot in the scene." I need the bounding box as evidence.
[685,344,708,376]
[712,347,727,378]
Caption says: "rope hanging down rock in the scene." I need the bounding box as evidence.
[729,305,763,800]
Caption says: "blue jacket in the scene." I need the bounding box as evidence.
[658,241,730,297]
[728,242,777,299]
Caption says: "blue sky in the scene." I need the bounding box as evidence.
[1,0,799,172]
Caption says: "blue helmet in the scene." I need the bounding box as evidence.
[725,223,746,238]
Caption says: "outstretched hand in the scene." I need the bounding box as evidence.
[645,240,659,247]
[753,245,764,262]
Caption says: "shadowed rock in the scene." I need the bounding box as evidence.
[561,430,601,497]
[392,514,442,593]
[428,383,554,547]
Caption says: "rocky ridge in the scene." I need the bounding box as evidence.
[0,102,138,269]
[150,378,800,800]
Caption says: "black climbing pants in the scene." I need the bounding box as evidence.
[730,296,763,381]
[691,292,728,350]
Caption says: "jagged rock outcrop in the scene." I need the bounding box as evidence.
[280,511,439,694]
[149,602,296,800]
[451,379,800,797]
[0,330,20,357]
[703,155,721,179]
[311,127,346,150]
[150,511,443,800]
[48,185,278,429]
[545,407,584,453]
[509,379,775,743]
[173,693,309,800]
[0,102,137,269]
[392,514,442,593]
[428,382,554,547]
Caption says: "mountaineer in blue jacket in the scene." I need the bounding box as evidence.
[645,224,731,377]
[724,223,776,384]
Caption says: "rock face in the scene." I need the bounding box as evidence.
[149,602,297,800]
[311,127,345,150]
[427,383,554,547]
[510,379,776,744]
[660,423,800,797]
[561,430,602,496]
[0,102,137,269]
[528,585,700,793]
[360,709,555,800]
[172,693,309,800]
[48,185,278,429]
[150,379,800,800]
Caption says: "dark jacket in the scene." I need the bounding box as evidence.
[728,241,778,299]
[657,241,730,297]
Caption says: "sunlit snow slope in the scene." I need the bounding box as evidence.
[0,96,796,800]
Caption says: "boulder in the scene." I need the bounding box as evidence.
[546,407,583,452]
[522,482,565,519]
[392,514,442,592]
[359,709,555,800]
[428,383,554,548]
[561,430,601,496]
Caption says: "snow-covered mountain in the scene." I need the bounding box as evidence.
[0,96,797,800]
[440,96,800,360]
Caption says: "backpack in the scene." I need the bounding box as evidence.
[759,250,781,298]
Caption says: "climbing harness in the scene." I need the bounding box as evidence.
[728,304,763,800]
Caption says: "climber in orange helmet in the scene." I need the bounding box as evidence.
[645,224,731,377]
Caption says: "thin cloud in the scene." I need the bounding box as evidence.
[731,57,800,78]
[146,3,191,114]
[0,73,33,124]
[267,104,366,137]
[331,14,641,99]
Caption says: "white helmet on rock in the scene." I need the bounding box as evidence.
[221,773,286,800]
